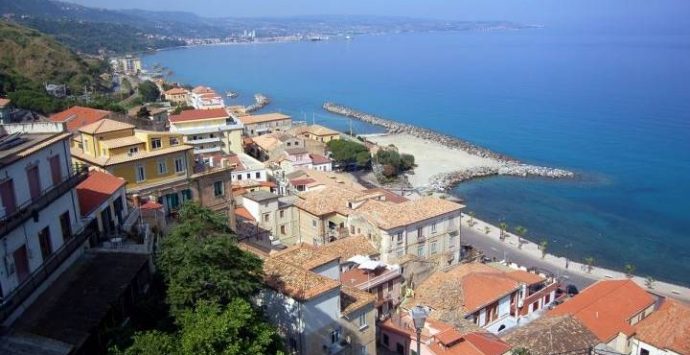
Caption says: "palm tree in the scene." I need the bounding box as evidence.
[514,226,527,249]
[467,211,476,227]
[539,240,548,259]
[499,222,508,241]
[584,256,595,273]
[645,276,655,289]
[624,263,636,278]
[484,226,491,235]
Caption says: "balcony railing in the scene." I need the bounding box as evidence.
[0,164,89,238]
[194,146,222,154]
[353,268,402,290]
[0,220,98,323]
[186,137,222,144]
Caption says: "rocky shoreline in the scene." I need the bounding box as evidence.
[323,102,575,191]
[245,93,271,113]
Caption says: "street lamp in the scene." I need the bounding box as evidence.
[409,305,430,355]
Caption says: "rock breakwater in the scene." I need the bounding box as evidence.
[323,102,575,191]
[245,94,270,113]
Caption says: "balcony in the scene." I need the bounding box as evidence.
[186,136,222,145]
[0,165,89,238]
[0,220,98,322]
[194,146,222,154]
[171,123,243,135]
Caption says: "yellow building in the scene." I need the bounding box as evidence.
[70,119,236,214]
[169,108,244,155]
[291,124,341,143]
[163,87,190,105]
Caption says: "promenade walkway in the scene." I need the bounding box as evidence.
[461,214,690,303]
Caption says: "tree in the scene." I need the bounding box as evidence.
[513,348,532,355]
[584,257,595,273]
[467,211,476,227]
[484,226,491,235]
[624,263,636,278]
[539,240,548,259]
[138,80,161,103]
[400,153,415,171]
[645,276,655,289]
[136,106,151,119]
[327,139,369,166]
[157,203,264,315]
[355,151,371,168]
[499,222,508,241]
[115,300,284,355]
[514,226,527,249]
[381,164,397,178]
[172,105,194,115]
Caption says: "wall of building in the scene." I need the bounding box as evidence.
[303,288,342,355]
[312,260,340,281]
[631,338,678,355]
[108,152,191,188]
[340,304,376,355]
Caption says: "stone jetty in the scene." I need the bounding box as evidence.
[323,102,575,191]
[245,94,270,113]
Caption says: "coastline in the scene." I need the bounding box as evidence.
[324,102,575,191]
[461,213,690,302]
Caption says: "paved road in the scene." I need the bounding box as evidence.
[462,226,597,291]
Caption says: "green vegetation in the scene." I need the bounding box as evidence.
[499,222,508,241]
[584,256,596,273]
[514,225,527,249]
[624,263,636,278]
[113,204,283,354]
[138,80,161,103]
[645,276,655,289]
[172,105,195,115]
[375,148,415,178]
[539,240,548,259]
[327,139,371,167]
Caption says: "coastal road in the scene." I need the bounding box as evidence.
[462,226,597,291]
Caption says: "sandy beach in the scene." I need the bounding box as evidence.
[364,133,503,188]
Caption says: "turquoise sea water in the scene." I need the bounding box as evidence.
[144,29,690,285]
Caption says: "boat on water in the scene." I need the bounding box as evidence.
[226,91,239,98]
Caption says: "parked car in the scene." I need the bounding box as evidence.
[566,284,579,296]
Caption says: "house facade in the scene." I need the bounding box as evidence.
[0,122,95,325]
[169,108,244,155]
[237,112,292,136]
[189,86,225,110]
[163,87,190,105]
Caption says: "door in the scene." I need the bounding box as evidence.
[27,166,41,201]
[38,227,53,261]
[101,207,113,235]
[13,245,30,283]
[0,179,17,215]
[49,155,62,186]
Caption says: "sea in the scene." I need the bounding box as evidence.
[144,28,690,286]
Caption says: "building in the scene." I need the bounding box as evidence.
[630,299,690,355]
[76,170,128,236]
[234,191,299,250]
[379,312,512,355]
[44,83,67,98]
[237,112,292,136]
[169,108,244,155]
[0,98,11,123]
[163,87,190,105]
[0,122,95,325]
[549,279,657,354]
[282,168,365,195]
[502,315,600,355]
[248,133,305,161]
[257,244,377,355]
[189,86,225,110]
[50,106,112,133]
[291,124,341,143]
[412,262,559,334]
[114,55,142,75]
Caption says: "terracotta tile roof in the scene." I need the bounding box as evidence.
[307,124,339,136]
[340,285,375,316]
[288,168,365,191]
[76,171,126,216]
[319,235,379,260]
[309,153,331,165]
[169,108,229,123]
[192,86,215,94]
[77,118,134,134]
[234,207,255,221]
[549,279,655,342]
[414,263,542,319]
[502,315,599,355]
[363,187,409,203]
[290,178,316,186]
[99,136,144,149]
[50,106,111,132]
[356,196,464,230]
[505,270,546,286]
[238,113,291,125]
[633,299,690,354]
[285,147,308,155]
[263,257,340,302]
[164,87,188,95]
[140,200,164,210]
[294,185,363,216]
[463,332,513,355]
[0,98,10,108]
[251,134,281,151]
[271,244,339,271]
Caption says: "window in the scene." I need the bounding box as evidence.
[151,138,162,149]
[350,225,355,234]
[263,213,270,222]
[236,174,242,181]
[280,225,286,235]
[0,179,17,215]
[255,172,261,179]
[136,164,145,182]
[330,329,340,344]
[157,159,168,175]
[129,147,139,154]
[396,249,403,257]
[383,334,389,346]
[27,165,41,200]
[181,189,192,202]
[388,281,393,292]
[640,349,650,355]
[169,137,179,145]
[431,241,438,255]
[38,227,52,261]
[545,294,551,304]
[396,232,403,244]
[417,245,425,257]
[312,219,317,229]
[60,211,72,241]
[287,142,291,146]
[358,313,367,329]
[279,210,285,218]
[213,181,224,197]
[246,173,250,179]
[431,222,437,233]
[49,155,61,186]
[175,156,186,173]
[449,235,456,248]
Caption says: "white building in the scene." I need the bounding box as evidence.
[169,108,243,155]
[0,122,94,325]
[630,299,690,355]
[188,86,225,110]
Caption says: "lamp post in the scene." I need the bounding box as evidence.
[409,305,430,355]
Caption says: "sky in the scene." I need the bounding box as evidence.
[69,0,690,31]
